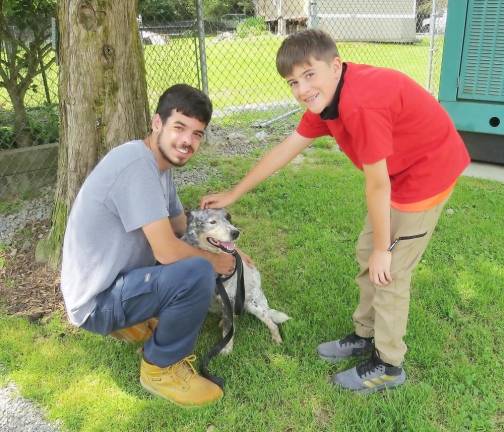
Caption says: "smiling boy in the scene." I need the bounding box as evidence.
[201,30,470,393]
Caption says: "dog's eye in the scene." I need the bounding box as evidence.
[225,213,232,222]
[209,220,217,224]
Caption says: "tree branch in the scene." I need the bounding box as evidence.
[0,66,8,82]
[39,55,56,73]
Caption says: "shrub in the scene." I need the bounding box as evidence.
[0,127,15,150]
[28,104,59,145]
[236,16,267,38]
[0,104,59,150]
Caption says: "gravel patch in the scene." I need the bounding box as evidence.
[173,165,219,190]
[0,166,221,246]
[206,124,272,156]
[0,125,277,246]
[0,186,54,246]
[0,383,60,432]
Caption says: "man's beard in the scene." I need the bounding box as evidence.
[157,134,187,167]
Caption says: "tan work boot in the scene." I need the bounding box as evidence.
[110,318,159,343]
[140,355,223,407]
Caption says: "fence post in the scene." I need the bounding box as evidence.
[277,0,286,35]
[426,0,437,94]
[195,0,209,95]
[308,0,318,29]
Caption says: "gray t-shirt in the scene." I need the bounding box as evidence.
[60,140,183,326]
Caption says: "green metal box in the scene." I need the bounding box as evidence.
[439,0,504,164]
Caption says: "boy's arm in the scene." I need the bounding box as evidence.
[200,132,313,208]
[362,159,392,286]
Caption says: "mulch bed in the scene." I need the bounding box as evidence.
[0,219,64,321]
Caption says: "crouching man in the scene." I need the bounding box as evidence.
[60,84,235,407]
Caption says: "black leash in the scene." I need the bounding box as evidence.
[200,251,245,388]
[232,251,245,315]
[387,231,428,252]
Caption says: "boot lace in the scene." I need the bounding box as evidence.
[173,354,198,383]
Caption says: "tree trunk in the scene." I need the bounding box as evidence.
[8,86,32,148]
[37,0,150,268]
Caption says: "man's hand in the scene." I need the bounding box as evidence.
[368,249,392,286]
[236,247,255,268]
[207,252,236,276]
[200,190,237,209]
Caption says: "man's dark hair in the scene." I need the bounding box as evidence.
[155,84,213,126]
[276,29,339,78]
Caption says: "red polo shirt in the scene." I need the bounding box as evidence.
[297,62,470,205]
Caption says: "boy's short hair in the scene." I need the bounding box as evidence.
[276,29,339,78]
[156,84,213,126]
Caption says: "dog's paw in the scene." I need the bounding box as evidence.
[272,334,283,344]
[269,309,290,324]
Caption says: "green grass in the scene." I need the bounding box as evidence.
[0,189,43,214]
[0,243,6,270]
[0,198,23,215]
[1,148,503,431]
[1,35,445,116]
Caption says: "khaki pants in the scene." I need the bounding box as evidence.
[352,196,450,366]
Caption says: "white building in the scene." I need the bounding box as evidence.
[255,0,417,43]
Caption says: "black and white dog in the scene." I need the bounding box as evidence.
[183,208,290,354]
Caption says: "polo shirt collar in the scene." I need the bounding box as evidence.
[320,62,347,120]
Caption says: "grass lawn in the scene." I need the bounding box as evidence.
[0,144,503,431]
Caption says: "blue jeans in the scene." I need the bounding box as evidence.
[81,257,215,367]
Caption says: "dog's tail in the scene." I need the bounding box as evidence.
[268,309,290,324]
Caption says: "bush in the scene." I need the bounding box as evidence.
[0,126,15,150]
[0,104,59,150]
[236,17,267,38]
[28,104,59,145]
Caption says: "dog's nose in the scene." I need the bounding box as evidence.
[231,229,240,240]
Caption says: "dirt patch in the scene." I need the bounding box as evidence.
[0,220,63,320]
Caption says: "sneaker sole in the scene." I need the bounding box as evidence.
[357,380,405,395]
[331,371,407,394]
[139,377,222,408]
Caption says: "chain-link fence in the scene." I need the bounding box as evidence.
[194,0,447,119]
[0,5,58,199]
[0,0,447,199]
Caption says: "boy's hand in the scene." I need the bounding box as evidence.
[200,191,237,209]
[368,250,392,286]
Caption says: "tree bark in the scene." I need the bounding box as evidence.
[38,0,150,268]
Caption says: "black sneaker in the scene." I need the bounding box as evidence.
[317,333,374,363]
[331,350,406,394]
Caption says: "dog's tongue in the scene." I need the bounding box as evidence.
[221,241,235,250]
